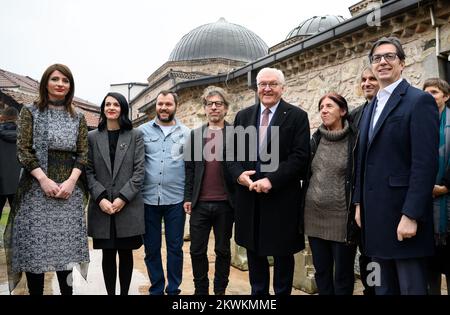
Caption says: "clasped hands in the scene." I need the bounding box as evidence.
[39,177,76,200]
[237,170,272,193]
[99,198,126,215]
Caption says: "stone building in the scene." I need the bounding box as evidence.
[130,17,268,127]
[129,0,450,293]
[109,82,148,120]
[133,0,450,131]
[0,68,100,129]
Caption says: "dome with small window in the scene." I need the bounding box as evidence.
[169,18,268,63]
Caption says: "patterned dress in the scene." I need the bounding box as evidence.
[5,105,90,291]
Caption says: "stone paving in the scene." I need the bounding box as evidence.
[0,218,446,295]
[0,230,370,295]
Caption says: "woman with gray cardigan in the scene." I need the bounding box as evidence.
[303,92,358,295]
[86,92,145,295]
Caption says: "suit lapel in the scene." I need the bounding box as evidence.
[250,104,259,127]
[247,104,259,169]
[270,99,289,128]
[199,125,207,177]
[97,130,112,176]
[369,79,408,145]
[112,131,132,181]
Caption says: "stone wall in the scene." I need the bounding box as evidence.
[172,76,255,129]
[147,59,245,87]
[174,14,450,132]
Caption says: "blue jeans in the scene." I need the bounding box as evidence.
[143,203,185,295]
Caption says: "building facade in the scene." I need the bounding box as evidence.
[133,0,450,132]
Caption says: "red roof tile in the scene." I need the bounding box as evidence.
[0,68,100,128]
[0,69,39,92]
[1,89,37,105]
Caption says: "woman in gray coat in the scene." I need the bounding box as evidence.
[86,92,145,295]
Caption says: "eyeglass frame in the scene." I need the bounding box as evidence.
[257,82,281,89]
[204,101,225,108]
[370,52,398,64]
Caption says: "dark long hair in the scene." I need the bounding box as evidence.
[98,92,132,131]
[36,63,76,116]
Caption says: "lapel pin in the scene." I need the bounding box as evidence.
[120,143,127,150]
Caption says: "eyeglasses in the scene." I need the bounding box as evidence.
[370,52,398,64]
[205,101,225,108]
[257,82,280,89]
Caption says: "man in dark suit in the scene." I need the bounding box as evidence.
[353,37,439,294]
[349,67,380,296]
[226,67,310,295]
[184,86,235,295]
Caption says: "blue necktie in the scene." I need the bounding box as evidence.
[368,99,378,141]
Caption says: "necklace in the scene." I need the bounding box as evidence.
[48,99,65,107]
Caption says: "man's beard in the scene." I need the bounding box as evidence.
[207,112,226,124]
[157,111,176,123]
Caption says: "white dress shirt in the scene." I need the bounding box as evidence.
[372,77,403,128]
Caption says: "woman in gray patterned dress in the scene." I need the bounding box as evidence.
[4,64,90,295]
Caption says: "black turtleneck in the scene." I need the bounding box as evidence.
[108,129,120,172]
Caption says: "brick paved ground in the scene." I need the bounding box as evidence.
[0,210,446,295]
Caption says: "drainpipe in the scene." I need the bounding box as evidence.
[429,6,446,59]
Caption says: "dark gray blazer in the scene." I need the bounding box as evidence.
[86,128,145,239]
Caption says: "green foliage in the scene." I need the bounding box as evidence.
[0,207,9,226]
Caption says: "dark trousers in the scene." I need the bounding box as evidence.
[189,201,233,295]
[0,194,14,217]
[372,257,427,295]
[102,249,134,295]
[358,248,375,295]
[427,238,450,295]
[143,203,185,295]
[308,236,357,295]
[25,271,73,295]
[246,249,295,295]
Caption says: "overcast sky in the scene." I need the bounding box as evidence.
[1,0,357,105]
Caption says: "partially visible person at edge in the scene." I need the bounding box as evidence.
[0,106,21,219]
[348,66,380,295]
[422,78,450,295]
[303,93,358,295]
[226,68,310,295]
[4,64,89,295]
[139,90,190,295]
[86,92,145,295]
[184,86,235,295]
[353,37,438,295]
